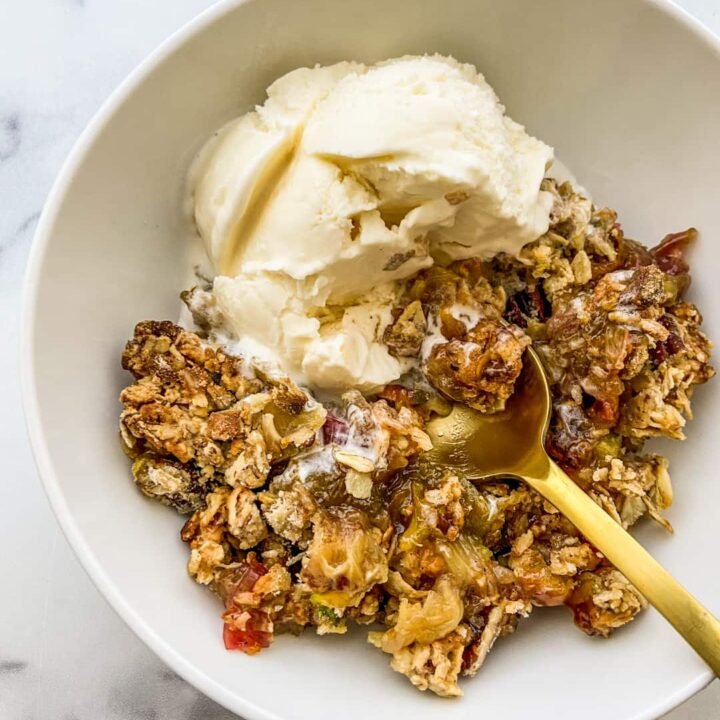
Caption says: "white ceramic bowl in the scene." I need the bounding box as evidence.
[22,1,720,718]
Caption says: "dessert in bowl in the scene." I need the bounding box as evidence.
[119,54,714,697]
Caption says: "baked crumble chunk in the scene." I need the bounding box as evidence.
[119,180,713,697]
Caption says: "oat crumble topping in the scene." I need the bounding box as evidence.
[119,180,713,697]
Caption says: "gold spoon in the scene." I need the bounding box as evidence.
[425,347,720,674]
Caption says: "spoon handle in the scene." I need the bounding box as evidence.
[523,456,720,676]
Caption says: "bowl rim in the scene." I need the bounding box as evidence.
[19,0,720,717]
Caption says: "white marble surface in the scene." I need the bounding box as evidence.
[2,0,720,718]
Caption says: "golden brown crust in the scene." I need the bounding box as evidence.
[383,300,426,357]
[425,320,529,412]
[117,179,713,697]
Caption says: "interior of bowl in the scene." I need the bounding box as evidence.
[24,0,720,718]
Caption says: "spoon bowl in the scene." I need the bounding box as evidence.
[425,348,549,479]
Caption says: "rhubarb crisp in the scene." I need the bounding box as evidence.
[119,180,713,697]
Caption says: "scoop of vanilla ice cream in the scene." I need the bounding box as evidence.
[192,55,554,392]
[301,57,553,264]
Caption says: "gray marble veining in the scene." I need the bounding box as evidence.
[0,661,28,675]
[0,114,22,162]
[1,1,718,719]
